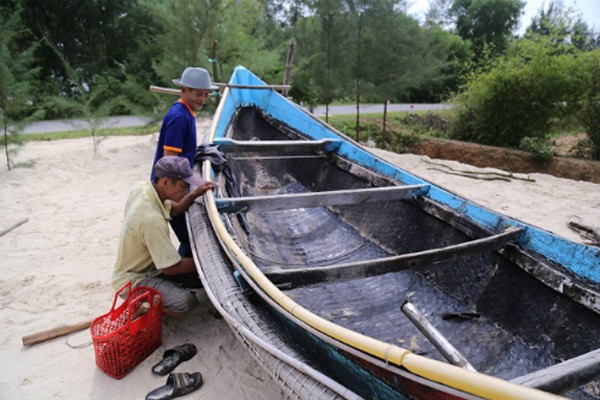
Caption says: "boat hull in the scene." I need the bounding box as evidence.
[192,66,600,400]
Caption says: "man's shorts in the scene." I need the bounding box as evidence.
[137,276,198,314]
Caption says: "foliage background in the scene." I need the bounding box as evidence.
[1,0,599,161]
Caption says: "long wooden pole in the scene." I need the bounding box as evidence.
[22,319,93,347]
[149,85,181,96]
[149,84,291,96]
[22,295,159,347]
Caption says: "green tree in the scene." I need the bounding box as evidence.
[147,0,285,89]
[525,0,599,51]
[214,0,287,84]
[578,50,600,159]
[17,0,163,115]
[41,37,139,154]
[288,13,321,105]
[425,0,454,30]
[345,0,370,141]
[0,7,40,170]
[149,0,224,83]
[306,0,351,121]
[451,0,525,58]
[408,26,473,102]
[364,4,445,143]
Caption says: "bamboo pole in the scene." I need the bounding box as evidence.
[149,83,292,96]
[149,85,181,96]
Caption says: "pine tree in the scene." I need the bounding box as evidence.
[0,8,40,170]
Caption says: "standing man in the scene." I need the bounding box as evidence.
[152,67,218,257]
[114,156,215,316]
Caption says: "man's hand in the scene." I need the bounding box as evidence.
[190,180,215,197]
[170,180,215,217]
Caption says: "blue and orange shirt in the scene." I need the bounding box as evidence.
[151,98,197,180]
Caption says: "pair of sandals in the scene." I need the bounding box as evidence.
[146,344,203,400]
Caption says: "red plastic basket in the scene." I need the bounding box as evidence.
[90,281,162,379]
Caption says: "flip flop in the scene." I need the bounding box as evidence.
[145,372,203,400]
[152,344,198,376]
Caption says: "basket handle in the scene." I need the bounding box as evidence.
[127,291,153,321]
[110,281,133,312]
[126,291,158,336]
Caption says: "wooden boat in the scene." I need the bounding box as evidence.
[190,66,600,399]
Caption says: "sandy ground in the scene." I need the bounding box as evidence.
[0,129,283,400]
[0,125,598,400]
[369,148,600,244]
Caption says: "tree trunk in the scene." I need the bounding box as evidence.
[283,41,295,97]
[354,8,363,142]
[3,123,10,171]
[382,100,388,147]
[211,40,219,83]
[355,82,361,142]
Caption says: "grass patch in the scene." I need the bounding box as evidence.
[21,124,161,142]
[326,111,409,125]
[324,110,451,153]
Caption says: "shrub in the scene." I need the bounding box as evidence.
[449,37,576,148]
[401,112,449,136]
[568,138,594,159]
[578,50,600,160]
[386,131,421,153]
[519,136,553,162]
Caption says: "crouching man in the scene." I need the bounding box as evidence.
[112,156,214,316]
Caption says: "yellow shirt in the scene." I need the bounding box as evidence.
[112,181,181,290]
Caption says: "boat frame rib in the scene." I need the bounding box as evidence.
[264,228,523,287]
[215,184,429,214]
[417,196,600,314]
[214,138,342,154]
[510,348,600,395]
